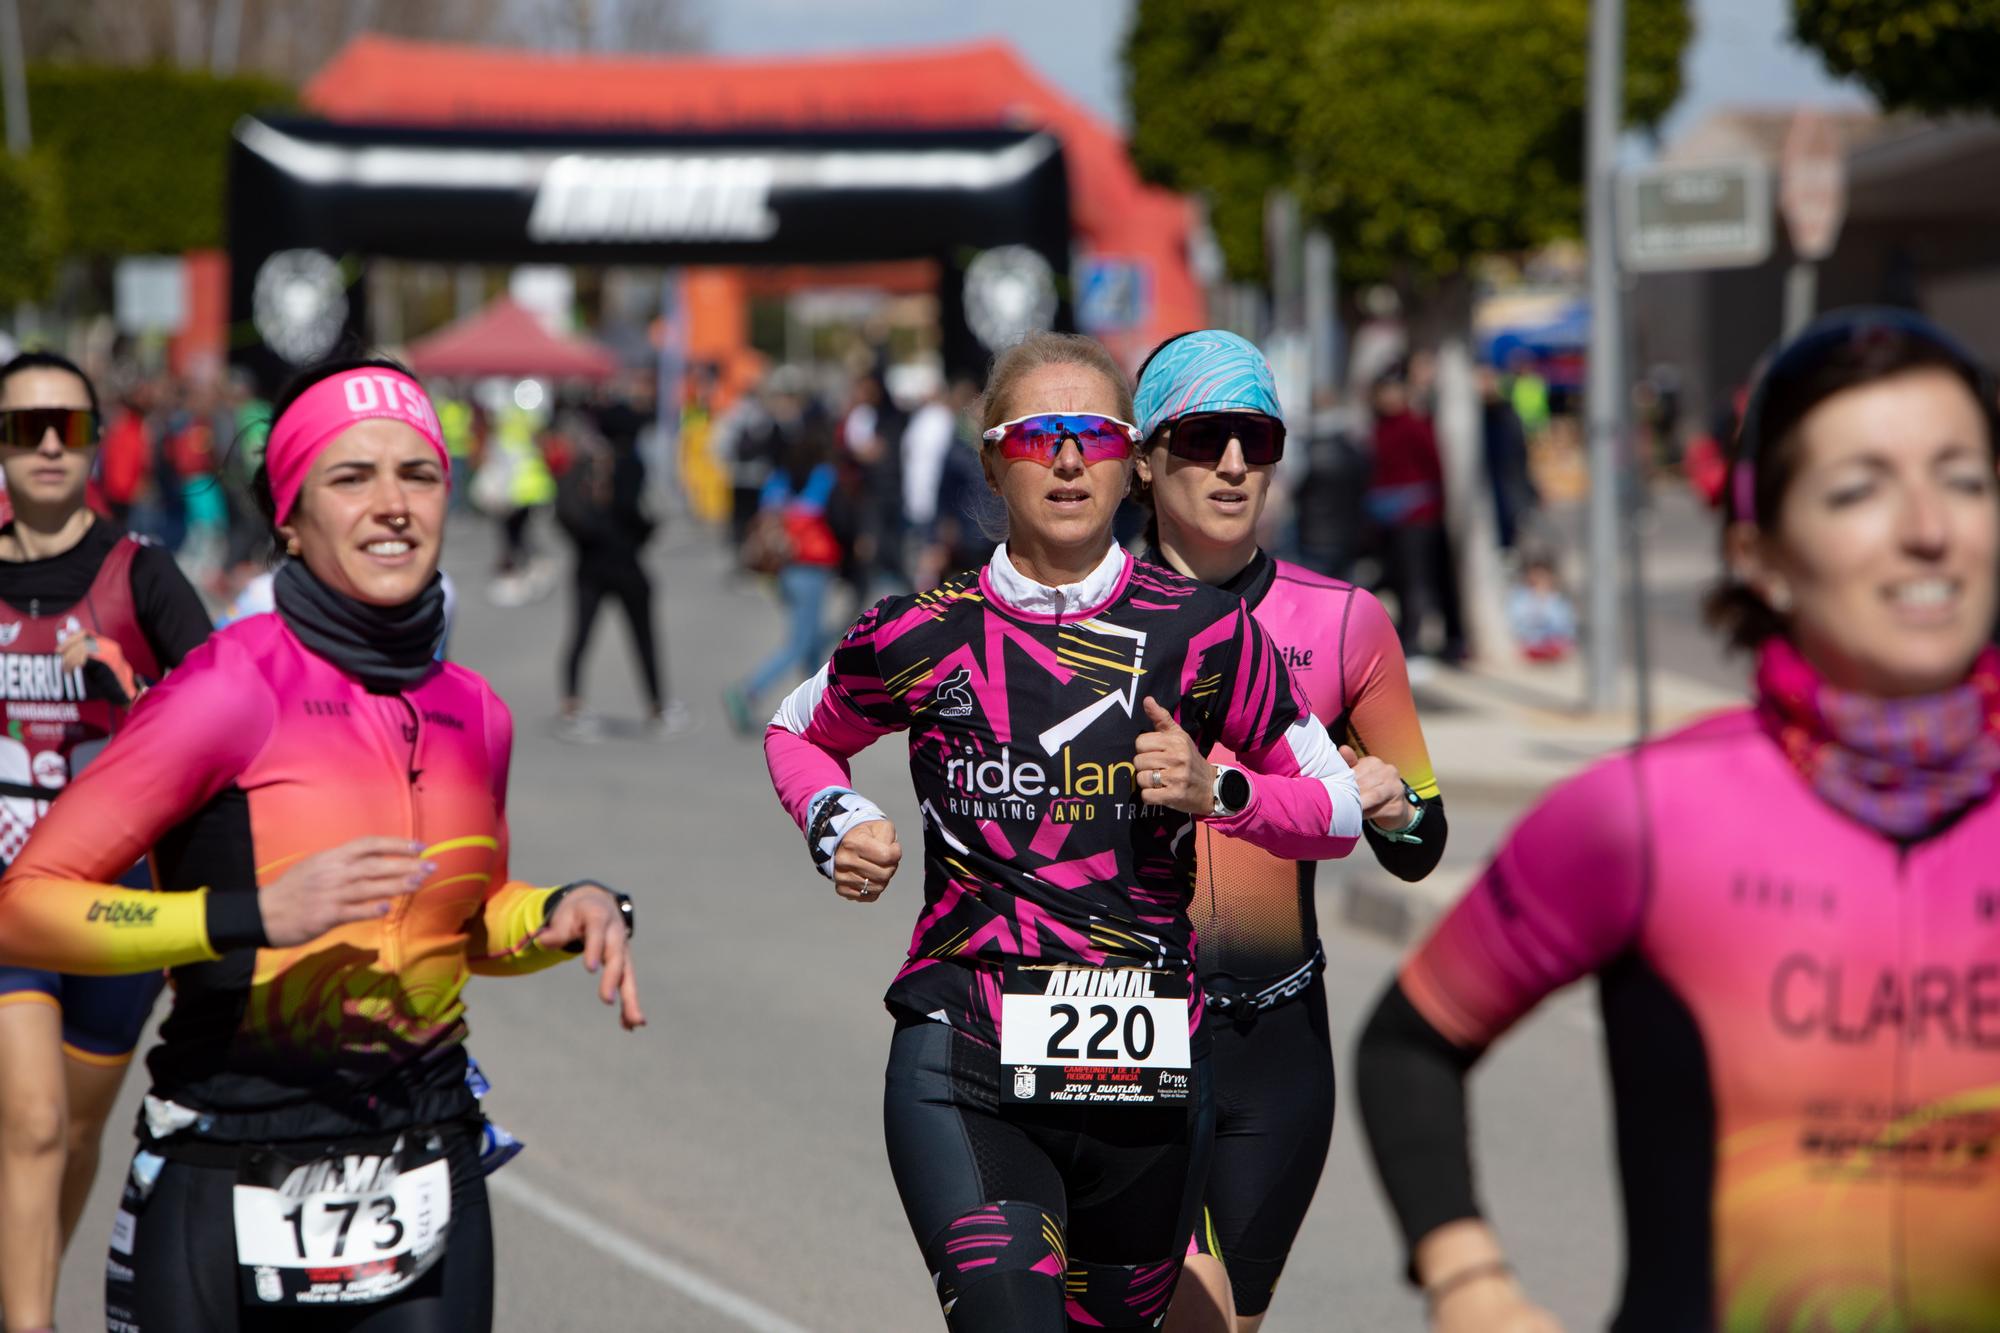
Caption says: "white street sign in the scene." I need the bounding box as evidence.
[1780,109,1847,262]
[1618,160,1773,272]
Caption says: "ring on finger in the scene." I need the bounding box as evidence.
[1151,768,1166,789]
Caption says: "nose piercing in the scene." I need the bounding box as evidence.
[385,514,410,532]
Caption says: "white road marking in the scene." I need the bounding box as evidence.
[488,1171,817,1333]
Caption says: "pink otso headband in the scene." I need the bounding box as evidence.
[266,368,448,523]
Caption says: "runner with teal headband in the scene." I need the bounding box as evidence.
[1134,332,1443,1333]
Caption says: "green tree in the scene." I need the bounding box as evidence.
[1125,0,1690,287]
[1125,0,1320,283]
[1125,0,1692,663]
[1793,0,2000,115]
[0,151,64,304]
[0,65,293,257]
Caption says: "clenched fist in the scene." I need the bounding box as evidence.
[1338,744,1415,831]
[835,819,901,903]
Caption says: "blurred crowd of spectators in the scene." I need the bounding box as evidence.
[63,341,1588,695]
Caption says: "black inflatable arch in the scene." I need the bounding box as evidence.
[227,115,1074,387]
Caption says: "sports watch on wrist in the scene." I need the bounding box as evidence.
[1371,782,1427,844]
[1210,766,1252,818]
[542,881,636,953]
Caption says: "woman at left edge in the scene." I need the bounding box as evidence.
[0,350,213,1333]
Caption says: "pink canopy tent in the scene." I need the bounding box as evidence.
[403,298,618,382]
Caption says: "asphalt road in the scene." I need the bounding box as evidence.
[57,515,1635,1332]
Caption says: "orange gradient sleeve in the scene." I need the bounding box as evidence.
[466,883,567,975]
[0,638,275,974]
[1400,759,1644,1047]
[1341,590,1440,800]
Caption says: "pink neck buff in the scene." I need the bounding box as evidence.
[266,368,448,524]
[1756,635,2000,838]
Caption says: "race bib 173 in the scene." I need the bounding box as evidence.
[233,1134,452,1306]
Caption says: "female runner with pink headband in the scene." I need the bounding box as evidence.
[0,353,645,1333]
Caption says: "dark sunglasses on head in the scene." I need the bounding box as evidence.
[1150,411,1285,465]
[0,407,99,451]
[982,413,1141,466]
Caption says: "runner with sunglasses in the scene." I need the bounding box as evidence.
[763,331,1364,1332]
[1358,309,2000,1330]
[0,352,642,1333]
[0,352,213,1333]
[1126,332,1445,1333]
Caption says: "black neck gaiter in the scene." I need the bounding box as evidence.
[273,559,445,694]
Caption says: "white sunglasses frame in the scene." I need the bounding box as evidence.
[980,412,1143,445]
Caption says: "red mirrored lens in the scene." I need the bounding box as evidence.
[1159,413,1284,465]
[0,408,98,450]
[996,415,1136,466]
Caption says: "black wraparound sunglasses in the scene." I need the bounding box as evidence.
[0,407,99,450]
[1149,412,1285,465]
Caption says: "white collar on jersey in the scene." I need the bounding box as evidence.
[986,542,1128,619]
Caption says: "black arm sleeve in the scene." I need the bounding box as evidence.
[1355,978,1486,1276]
[129,544,215,670]
[1364,792,1449,883]
[204,885,268,953]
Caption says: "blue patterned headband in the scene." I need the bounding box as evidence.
[1132,329,1283,441]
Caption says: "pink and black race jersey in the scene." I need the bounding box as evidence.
[1403,708,2000,1328]
[767,545,1361,1050]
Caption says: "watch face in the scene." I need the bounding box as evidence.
[1219,769,1252,811]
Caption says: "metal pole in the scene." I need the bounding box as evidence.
[1621,273,1651,740]
[0,0,30,157]
[2,0,33,343]
[1264,190,1301,334]
[1783,260,1817,339]
[1304,229,1338,400]
[1584,0,1626,713]
[1625,463,1651,736]
[455,265,484,320]
[655,269,684,508]
[211,0,245,76]
[1188,195,1227,327]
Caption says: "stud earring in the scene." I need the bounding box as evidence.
[285,537,302,557]
[1767,586,1793,614]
